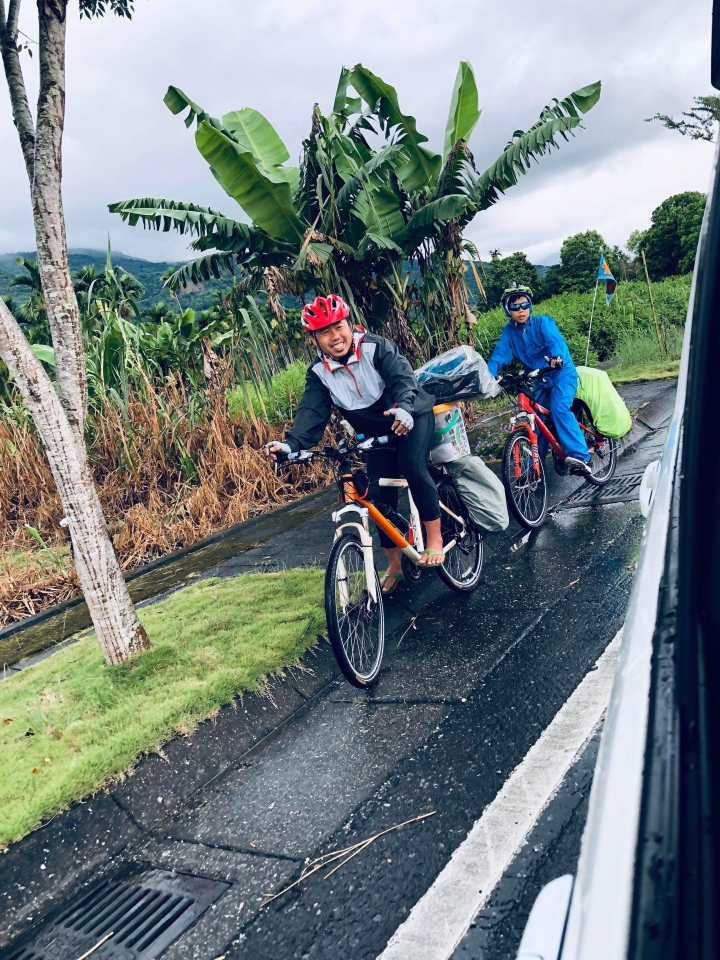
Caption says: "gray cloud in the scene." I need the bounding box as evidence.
[0,0,715,263]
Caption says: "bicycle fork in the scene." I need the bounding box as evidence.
[332,505,379,606]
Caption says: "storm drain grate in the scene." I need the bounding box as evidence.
[562,473,643,508]
[5,870,229,960]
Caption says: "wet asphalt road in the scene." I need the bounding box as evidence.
[158,383,669,960]
[0,379,675,960]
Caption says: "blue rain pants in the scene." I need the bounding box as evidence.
[532,366,591,462]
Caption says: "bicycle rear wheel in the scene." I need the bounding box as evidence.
[436,480,484,592]
[573,400,617,486]
[502,428,548,529]
[325,533,385,688]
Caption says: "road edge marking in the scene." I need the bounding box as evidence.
[377,628,622,960]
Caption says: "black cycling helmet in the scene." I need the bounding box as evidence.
[501,284,534,319]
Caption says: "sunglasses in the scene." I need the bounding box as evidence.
[508,301,532,312]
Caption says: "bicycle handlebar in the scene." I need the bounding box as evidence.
[274,434,394,466]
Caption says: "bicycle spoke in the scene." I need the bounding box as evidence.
[332,540,383,680]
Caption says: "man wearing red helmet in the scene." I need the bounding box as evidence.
[265,294,443,589]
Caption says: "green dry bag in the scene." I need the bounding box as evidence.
[575,366,632,439]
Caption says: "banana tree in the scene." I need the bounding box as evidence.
[110,63,601,353]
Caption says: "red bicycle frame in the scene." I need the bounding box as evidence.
[510,391,601,480]
[510,391,565,480]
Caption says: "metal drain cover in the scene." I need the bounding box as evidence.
[5,870,229,960]
[562,474,643,508]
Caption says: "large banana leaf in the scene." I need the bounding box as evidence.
[164,86,223,132]
[335,144,406,213]
[221,107,300,195]
[443,62,481,158]
[351,182,406,240]
[108,198,248,241]
[195,122,307,244]
[163,252,236,290]
[349,65,442,191]
[222,107,290,167]
[332,66,362,118]
[396,194,470,248]
[469,81,602,212]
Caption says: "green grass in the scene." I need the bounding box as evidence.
[608,325,683,384]
[0,567,325,848]
[608,360,681,384]
[227,359,308,424]
[1,545,72,584]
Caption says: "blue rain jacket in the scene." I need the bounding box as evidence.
[487,315,590,461]
[486,314,574,378]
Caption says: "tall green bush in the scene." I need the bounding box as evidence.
[472,274,691,366]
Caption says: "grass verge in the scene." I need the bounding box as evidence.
[0,567,325,849]
[608,360,681,384]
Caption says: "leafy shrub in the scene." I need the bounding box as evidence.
[615,325,685,367]
[471,275,691,367]
[227,359,308,425]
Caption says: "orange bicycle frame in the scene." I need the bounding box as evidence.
[340,476,411,551]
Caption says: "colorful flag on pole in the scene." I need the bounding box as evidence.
[597,255,617,304]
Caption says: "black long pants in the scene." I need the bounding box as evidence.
[366,410,440,548]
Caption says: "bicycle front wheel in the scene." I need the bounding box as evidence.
[502,428,548,529]
[573,400,617,486]
[325,533,385,688]
[436,480,484,592]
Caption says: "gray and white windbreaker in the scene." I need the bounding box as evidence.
[284,329,435,452]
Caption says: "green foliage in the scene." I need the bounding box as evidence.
[79,0,134,17]
[111,64,601,347]
[470,82,601,212]
[632,191,706,278]
[614,325,685,366]
[0,568,325,847]
[538,230,611,298]
[227,359,308,424]
[195,122,306,243]
[646,95,720,142]
[444,62,481,159]
[349,65,443,191]
[481,250,538,309]
[472,275,691,367]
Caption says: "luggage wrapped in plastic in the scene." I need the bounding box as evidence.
[429,403,471,464]
[446,454,509,532]
[416,346,500,403]
[575,366,632,439]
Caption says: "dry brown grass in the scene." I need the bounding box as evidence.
[0,371,332,627]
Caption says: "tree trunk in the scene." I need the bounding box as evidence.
[0,298,149,664]
[0,0,36,180]
[33,0,87,443]
[0,0,149,664]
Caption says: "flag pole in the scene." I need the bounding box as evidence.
[585,277,600,366]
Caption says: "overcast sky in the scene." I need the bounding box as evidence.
[0,0,716,264]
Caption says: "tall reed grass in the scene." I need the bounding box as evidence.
[0,358,331,626]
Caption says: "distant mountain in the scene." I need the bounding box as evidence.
[1,249,552,316]
[0,248,228,313]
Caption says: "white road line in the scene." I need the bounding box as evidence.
[378,629,622,960]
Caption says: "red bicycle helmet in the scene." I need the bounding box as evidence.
[301,294,350,331]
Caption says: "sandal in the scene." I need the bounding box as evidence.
[419,548,445,567]
[380,571,404,594]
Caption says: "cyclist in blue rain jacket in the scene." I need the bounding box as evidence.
[486,284,592,476]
